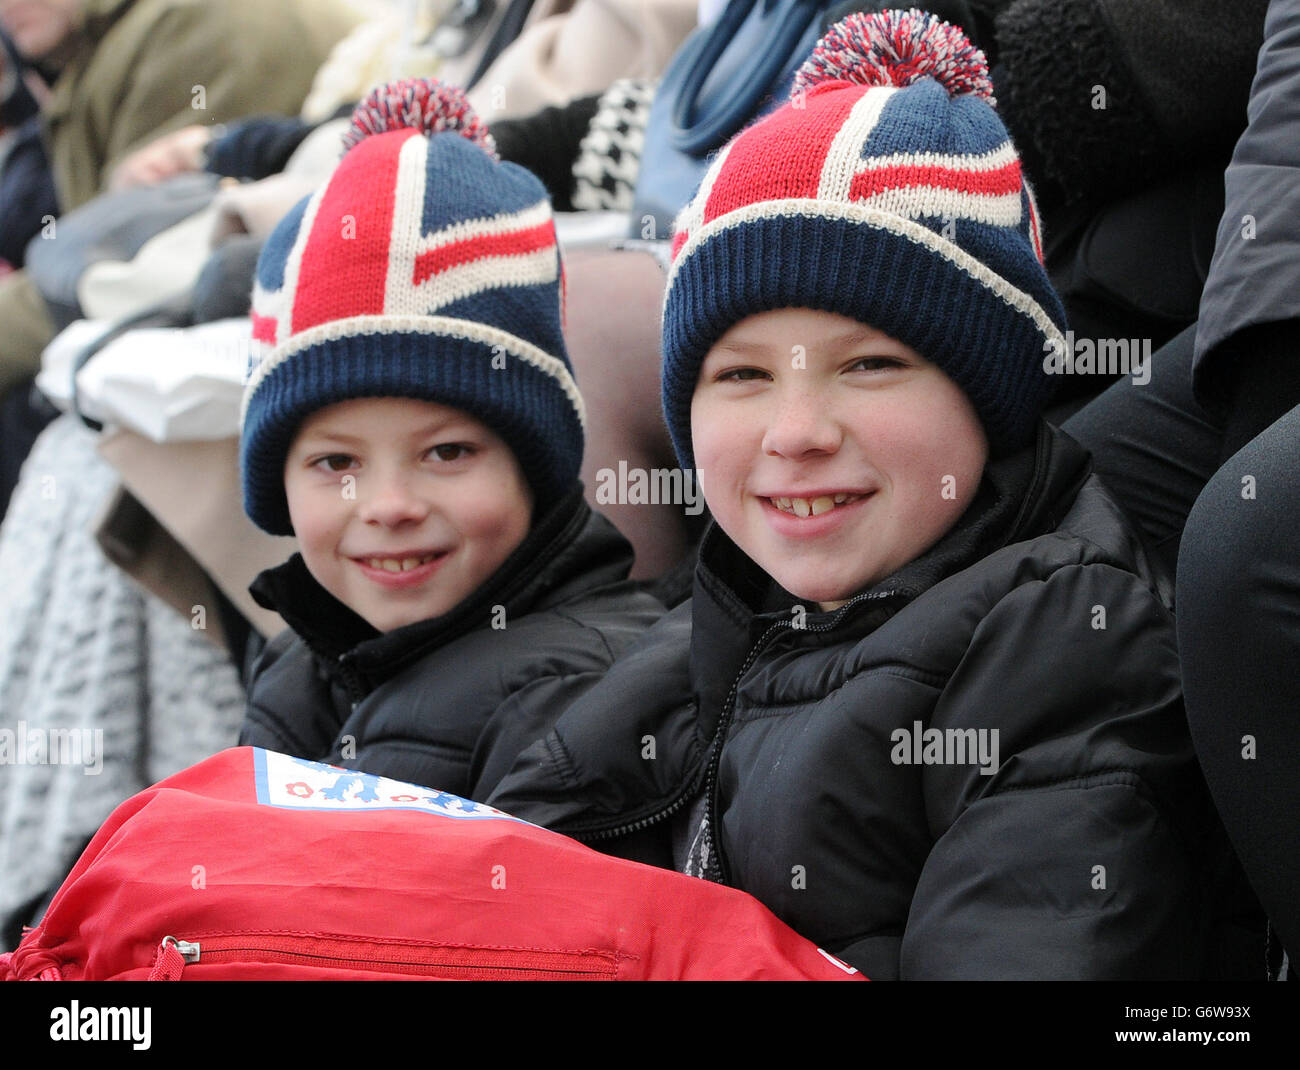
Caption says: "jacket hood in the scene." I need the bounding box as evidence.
[249,484,638,695]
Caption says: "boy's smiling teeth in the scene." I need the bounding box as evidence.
[770,493,865,517]
[362,552,442,572]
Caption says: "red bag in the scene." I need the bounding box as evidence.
[3,748,862,981]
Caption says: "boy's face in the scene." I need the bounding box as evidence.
[284,397,532,633]
[691,308,988,611]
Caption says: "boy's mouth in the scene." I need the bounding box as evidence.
[354,551,446,573]
[766,492,869,518]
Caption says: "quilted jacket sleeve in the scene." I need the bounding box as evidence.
[469,669,615,803]
[239,630,345,762]
[894,560,1211,980]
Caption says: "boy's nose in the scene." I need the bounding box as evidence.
[761,388,842,459]
[357,469,431,528]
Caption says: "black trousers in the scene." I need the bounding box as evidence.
[1063,324,1299,964]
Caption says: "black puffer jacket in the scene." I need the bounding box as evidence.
[490,425,1234,979]
[241,486,664,801]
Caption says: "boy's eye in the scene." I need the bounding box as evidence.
[428,443,475,462]
[850,356,904,372]
[312,454,355,473]
[715,367,770,382]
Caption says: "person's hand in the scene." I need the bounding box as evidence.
[109,124,214,190]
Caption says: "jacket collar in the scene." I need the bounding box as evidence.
[689,421,1092,731]
[250,484,632,692]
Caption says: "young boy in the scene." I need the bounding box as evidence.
[488,12,1236,978]
[237,80,662,801]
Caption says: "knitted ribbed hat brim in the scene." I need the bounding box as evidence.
[242,318,585,535]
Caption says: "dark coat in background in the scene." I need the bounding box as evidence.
[1178,0,1300,973]
[0,28,55,271]
[1192,0,1300,437]
[992,0,1272,402]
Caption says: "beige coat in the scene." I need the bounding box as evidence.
[0,0,360,387]
[44,0,361,212]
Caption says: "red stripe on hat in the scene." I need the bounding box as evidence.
[290,130,417,333]
[412,221,556,284]
[849,159,1022,201]
[702,90,863,225]
[250,312,277,344]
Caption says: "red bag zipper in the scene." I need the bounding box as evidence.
[149,933,622,980]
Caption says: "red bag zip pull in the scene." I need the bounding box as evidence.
[149,936,198,981]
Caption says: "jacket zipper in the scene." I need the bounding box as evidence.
[151,933,619,980]
[701,620,789,884]
[556,624,788,851]
[704,588,909,885]
[571,764,706,844]
[336,651,367,708]
[565,588,906,867]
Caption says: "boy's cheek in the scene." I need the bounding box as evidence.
[688,459,743,531]
[284,487,341,548]
[692,462,715,508]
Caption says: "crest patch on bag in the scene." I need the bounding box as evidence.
[253,749,518,821]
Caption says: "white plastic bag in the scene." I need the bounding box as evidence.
[37,318,250,443]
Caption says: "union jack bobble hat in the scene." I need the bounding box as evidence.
[240,79,584,536]
[661,9,1069,469]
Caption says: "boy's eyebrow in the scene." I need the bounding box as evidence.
[711,338,773,354]
[297,429,367,447]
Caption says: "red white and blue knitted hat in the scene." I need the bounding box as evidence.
[240,79,584,536]
[661,9,1068,468]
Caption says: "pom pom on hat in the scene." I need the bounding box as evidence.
[241,76,582,536]
[793,8,994,104]
[342,77,498,157]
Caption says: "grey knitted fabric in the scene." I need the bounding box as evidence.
[0,416,244,949]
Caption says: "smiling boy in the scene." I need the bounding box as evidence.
[489,12,1237,978]
[692,308,988,608]
[282,397,533,633]
[237,80,662,800]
